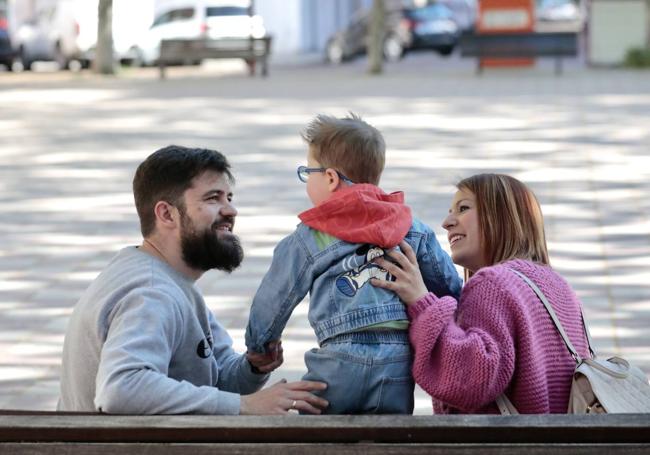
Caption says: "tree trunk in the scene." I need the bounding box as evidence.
[367,0,385,75]
[94,0,114,74]
[647,0,650,47]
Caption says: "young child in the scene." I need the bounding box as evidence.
[245,113,462,414]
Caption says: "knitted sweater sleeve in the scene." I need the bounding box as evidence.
[407,273,517,412]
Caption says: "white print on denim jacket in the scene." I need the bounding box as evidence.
[335,246,393,297]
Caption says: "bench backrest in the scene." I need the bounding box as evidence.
[159,36,272,61]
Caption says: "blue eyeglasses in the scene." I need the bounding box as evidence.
[297,166,355,185]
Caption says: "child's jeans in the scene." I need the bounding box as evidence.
[301,330,414,414]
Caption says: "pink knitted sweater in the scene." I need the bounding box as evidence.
[408,259,590,414]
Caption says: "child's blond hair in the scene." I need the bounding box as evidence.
[301,113,385,185]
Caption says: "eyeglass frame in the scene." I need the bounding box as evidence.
[296,166,355,185]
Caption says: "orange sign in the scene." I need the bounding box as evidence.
[477,0,535,67]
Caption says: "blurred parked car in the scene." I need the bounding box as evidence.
[325,2,462,64]
[0,6,14,70]
[404,3,463,54]
[537,0,580,22]
[11,0,96,70]
[132,0,266,66]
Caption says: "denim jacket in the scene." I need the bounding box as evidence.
[245,185,462,353]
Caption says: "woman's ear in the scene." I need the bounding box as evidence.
[153,201,179,231]
[325,168,341,192]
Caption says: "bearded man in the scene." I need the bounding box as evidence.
[58,145,328,415]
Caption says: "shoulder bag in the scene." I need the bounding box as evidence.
[495,269,650,414]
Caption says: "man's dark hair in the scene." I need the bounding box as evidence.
[133,145,234,237]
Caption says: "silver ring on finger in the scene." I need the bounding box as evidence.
[291,400,297,410]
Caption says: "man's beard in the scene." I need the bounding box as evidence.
[179,210,244,273]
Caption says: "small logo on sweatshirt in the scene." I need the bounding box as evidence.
[196,333,214,359]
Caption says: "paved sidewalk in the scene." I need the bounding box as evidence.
[1,55,649,413]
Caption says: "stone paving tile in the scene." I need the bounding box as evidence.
[1,57,649,414]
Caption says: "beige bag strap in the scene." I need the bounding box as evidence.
[510,269,584,362]
[581,308,596,359]
[497,268,596,415]
[495,393,519,415]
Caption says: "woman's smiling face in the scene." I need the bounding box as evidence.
[442,188,487,273]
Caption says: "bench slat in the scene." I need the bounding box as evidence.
[1,442,649,455]
[1,414,649,444]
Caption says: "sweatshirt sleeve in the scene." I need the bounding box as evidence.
[245,232,314,354]
[95,289,241,415]
[407,273,517,412]
[208,310,269,394]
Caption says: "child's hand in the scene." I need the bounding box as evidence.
[246,340,284,374]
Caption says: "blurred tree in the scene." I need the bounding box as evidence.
[95,0,114,74]
[367,0,385,74]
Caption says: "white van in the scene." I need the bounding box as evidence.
[10,0,95,69]
[133,0,265,66]
[8,0,153,70]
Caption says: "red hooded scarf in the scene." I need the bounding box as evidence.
[298,184,412,249]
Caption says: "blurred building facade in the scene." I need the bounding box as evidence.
[257,0,370,55]
[587,0,649,65]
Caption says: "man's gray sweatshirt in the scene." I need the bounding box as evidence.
[58,246,268,414]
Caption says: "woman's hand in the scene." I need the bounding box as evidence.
[370,241,429,306]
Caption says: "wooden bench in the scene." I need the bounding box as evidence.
[158,36,272,79]
[1,411,649,454]
[459,32,579,75]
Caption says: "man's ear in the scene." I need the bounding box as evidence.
[153,201,179,231]
[325,168,341,192]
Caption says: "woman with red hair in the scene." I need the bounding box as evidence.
[373,174,591,414]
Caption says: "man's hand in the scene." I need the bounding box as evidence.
[240,379,328,415]
[246,340,284,374]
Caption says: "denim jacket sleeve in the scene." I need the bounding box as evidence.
[411,220,463,300]
[245,231,314,354]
